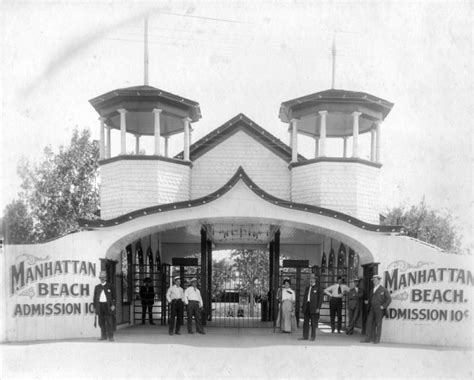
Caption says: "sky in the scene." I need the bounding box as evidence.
[1,1,472,249]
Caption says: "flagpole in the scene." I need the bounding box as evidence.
[144,16,149,85]
[331,33,336,89]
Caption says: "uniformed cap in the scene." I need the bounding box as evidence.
[372,274,382,279]
[190,277,198,283]
[99,271,107,279]
[173,276,181,281]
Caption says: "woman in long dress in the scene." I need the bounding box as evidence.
[277,278,297,333]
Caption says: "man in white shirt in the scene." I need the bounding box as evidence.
[184,278,205,334]
[166,276,184,335]
[324,276,350,333]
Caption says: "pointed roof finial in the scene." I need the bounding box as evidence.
[331,32,336,89]
[144,16,149,85]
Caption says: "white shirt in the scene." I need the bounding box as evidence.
[99,282,107,302]
[166,285,184,303]
[324,283,350,298]
[281,288,295,302]
[184,286,203,307]
[373,284,381,293]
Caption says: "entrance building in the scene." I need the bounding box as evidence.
[2,85,472,347]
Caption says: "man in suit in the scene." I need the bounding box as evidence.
[140,277,155,325]
[93,270,116,342]
[299,273,324,341]
[346,278,364,335]
[362,274,391,344]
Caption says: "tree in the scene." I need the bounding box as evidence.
[231,248,269,317]
[2,199,35,244]
[211,258,235,300]
[382,199,462,253]
[3,128,99,243]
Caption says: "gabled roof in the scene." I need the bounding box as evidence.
[175,113,306,163]
[78,166,402,234]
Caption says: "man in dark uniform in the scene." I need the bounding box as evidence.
[346,278,363,335]
[362,274,392,344]
[140,277,155,325]
[93,270,116,341]
[299,273,324,341]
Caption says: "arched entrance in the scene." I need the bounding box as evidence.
[80,171,394,331]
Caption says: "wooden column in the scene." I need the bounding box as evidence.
[99,117,106,160]
[207,239,212,321]
[153,108,162,155]
[273,230,281,323]
[269,241,275,321]
[118,108,127,155]
[352,111,361,158]
[295,267,302,327]
[200,228,208,325]
[319,111,327,157]
[291,119,298,163]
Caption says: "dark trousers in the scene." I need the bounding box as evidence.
[187,301,204,333]
[98,302,114,338]
[347,305,360,333]
[142,303,153,323]
[365,306,384,343]
[329,297,343,332]
[169,300,184,333]
[302,303,319,339]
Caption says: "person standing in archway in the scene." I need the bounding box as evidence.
[140,277,155,325]
[166,276,184,335]
[346,278,363,335]
[362,274,392,344]
[299,274,324,341]
[93,271,116,342]
[277,278,297,333]
[324,276,349,333]
[184,278,205,335]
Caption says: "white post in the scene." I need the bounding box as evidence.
[164,136,169,158]
[99,117,106,160]
[135,134,140,155]
[352,111,361,158]
[289,131,292,149]
[106,125,111,158]
[319,110,327,157]
[343,136,348,158]
[370,129,376,161]
[118,108,127,155]
[183,117,191,161]
[376,120,382,163]
[291,118,298,163]
[189,127,193,147]
[314,137,319,158]
[153,108,162,155]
